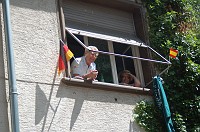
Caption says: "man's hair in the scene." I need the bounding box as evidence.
[85,46,99,56]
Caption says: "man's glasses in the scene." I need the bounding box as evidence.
[90,51,98,58]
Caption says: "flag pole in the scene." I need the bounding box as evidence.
[60,39,72,78]
[59,39,74,78]
[67,61,71,78]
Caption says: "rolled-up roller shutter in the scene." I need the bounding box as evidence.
[62,0,144,46]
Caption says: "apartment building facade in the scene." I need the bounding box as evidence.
[0,0,153,131]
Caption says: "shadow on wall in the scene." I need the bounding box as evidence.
[56,82,148,131]
[35,59,59,131]
[35,82,81,131]
[35,84,47,125]
[35,83,62,131]
[56,84,86,131]
[56,83,143,105]
[34,81,149,131]
[34,58,148,131]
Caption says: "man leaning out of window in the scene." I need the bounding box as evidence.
[71,46,99,80]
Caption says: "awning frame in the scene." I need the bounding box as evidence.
[66,28,172,88]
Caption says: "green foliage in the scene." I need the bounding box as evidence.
[133,101,165,132]
[134,0,200,131]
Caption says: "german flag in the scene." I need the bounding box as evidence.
[58,40,74,75]
[169,48,178,58]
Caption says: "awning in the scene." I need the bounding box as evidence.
[67,28,145,47]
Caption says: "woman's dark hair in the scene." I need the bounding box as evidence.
[118,70,135,84]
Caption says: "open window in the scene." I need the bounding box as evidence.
[61,0,155,88]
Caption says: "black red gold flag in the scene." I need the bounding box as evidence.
[58,40,74,75]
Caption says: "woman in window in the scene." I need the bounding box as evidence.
[118,70,141,87]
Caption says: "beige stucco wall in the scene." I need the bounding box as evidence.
[0,39,9,131]
[0,0,152,131]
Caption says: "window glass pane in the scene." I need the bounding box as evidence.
[113,42,136,76]
[88,38,113,83]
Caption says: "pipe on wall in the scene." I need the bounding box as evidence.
[2,0,20,132]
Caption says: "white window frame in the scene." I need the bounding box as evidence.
[108,41,119,84]
[132,46,145,87]
[73,34,144,86]
[67,28,146,47]
[63,0,147,87]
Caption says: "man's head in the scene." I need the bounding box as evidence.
[85,46,99,65]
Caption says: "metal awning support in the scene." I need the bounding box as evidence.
[66,28,172,88]
[66,28,171,65]
[144,65,171,88]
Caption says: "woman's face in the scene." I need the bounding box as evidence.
[121,74,130,84]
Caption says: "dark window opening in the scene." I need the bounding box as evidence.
[66,32,84,64]
[113,42,136,76]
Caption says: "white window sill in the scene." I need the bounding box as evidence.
[61,77,152,95]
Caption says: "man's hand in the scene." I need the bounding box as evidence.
[89,70,98,80]
[80,70,98,80]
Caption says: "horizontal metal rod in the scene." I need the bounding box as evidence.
[95,50,170,64]
[66,28,171,65]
